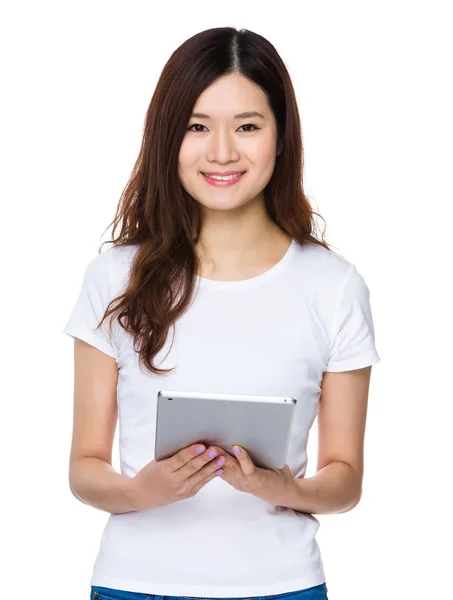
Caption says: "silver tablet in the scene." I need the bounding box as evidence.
[155,390,297,470]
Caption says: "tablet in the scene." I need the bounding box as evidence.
[154,390,297,470]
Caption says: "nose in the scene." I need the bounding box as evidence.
[205,129,240,164]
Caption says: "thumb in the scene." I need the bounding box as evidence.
[233,445,256,476]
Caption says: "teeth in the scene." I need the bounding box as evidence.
[204,172,244,181]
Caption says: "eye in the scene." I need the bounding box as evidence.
[187,123,260,132]
[239,124,259,132]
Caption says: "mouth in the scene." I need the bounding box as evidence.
[201,171,247,179]
[200,171,247,187]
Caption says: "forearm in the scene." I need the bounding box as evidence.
[69,456,139,515]
[260,461,362,515]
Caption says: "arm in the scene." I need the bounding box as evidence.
[276,460,362,515]
[258,366,372,515]
[68,339,139,515]
[70,456,139,515]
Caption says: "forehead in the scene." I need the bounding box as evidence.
[191,110,265,120]
[192,74,270,118]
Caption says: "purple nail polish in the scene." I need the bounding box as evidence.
[216,468,224,475]
[233,446,242,455]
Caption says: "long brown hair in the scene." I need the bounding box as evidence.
[97,26,338,375]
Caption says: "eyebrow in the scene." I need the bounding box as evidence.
[190,111,265,120]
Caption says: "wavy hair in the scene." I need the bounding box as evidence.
[97,26,338,375]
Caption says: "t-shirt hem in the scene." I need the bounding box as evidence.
[90,567,327,597]
[325,351,381,373]
[63,327,117,359]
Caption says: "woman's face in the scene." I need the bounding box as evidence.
[178,72,279,216]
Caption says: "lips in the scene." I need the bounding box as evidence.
[201,171,247,186]
[201,171,247,176]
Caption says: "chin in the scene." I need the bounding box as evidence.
[198,198,250,212]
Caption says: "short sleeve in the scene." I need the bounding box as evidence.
[325,264,381,372]
[62,253,119,359]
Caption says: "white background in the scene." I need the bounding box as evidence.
[1,1,452,599]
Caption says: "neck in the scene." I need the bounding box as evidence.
[195,199,291,273]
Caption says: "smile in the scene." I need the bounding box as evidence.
[201,171,247,187]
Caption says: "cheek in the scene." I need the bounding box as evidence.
[178,140,199,169]
[257,145,277,164]
[248,137,277,165]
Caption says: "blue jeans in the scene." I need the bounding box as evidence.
[91,583,329,600]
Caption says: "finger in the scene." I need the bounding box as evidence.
[179,447,227,492]
[205,447,231,471]
[232,445,256,476]
[172,445,220,479]
[189,465,224,496]
[210,446,234,458]
[168,444,206,471]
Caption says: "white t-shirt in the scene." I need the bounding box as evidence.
[63,238,380,597]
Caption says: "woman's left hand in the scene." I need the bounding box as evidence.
[212,444,296,505]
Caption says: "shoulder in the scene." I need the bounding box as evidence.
[83,243,140,290]
[105,243,140,270]
[292,240,356,285]
[291,240,373,310]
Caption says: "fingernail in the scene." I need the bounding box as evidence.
[216,469,224,475]
[196,446,205,453]
[233,446,242,455]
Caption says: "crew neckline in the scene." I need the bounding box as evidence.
[196,238,298,291]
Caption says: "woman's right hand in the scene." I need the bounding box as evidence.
[130,444,226,511]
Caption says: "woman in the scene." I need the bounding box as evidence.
[64,26,380,600]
